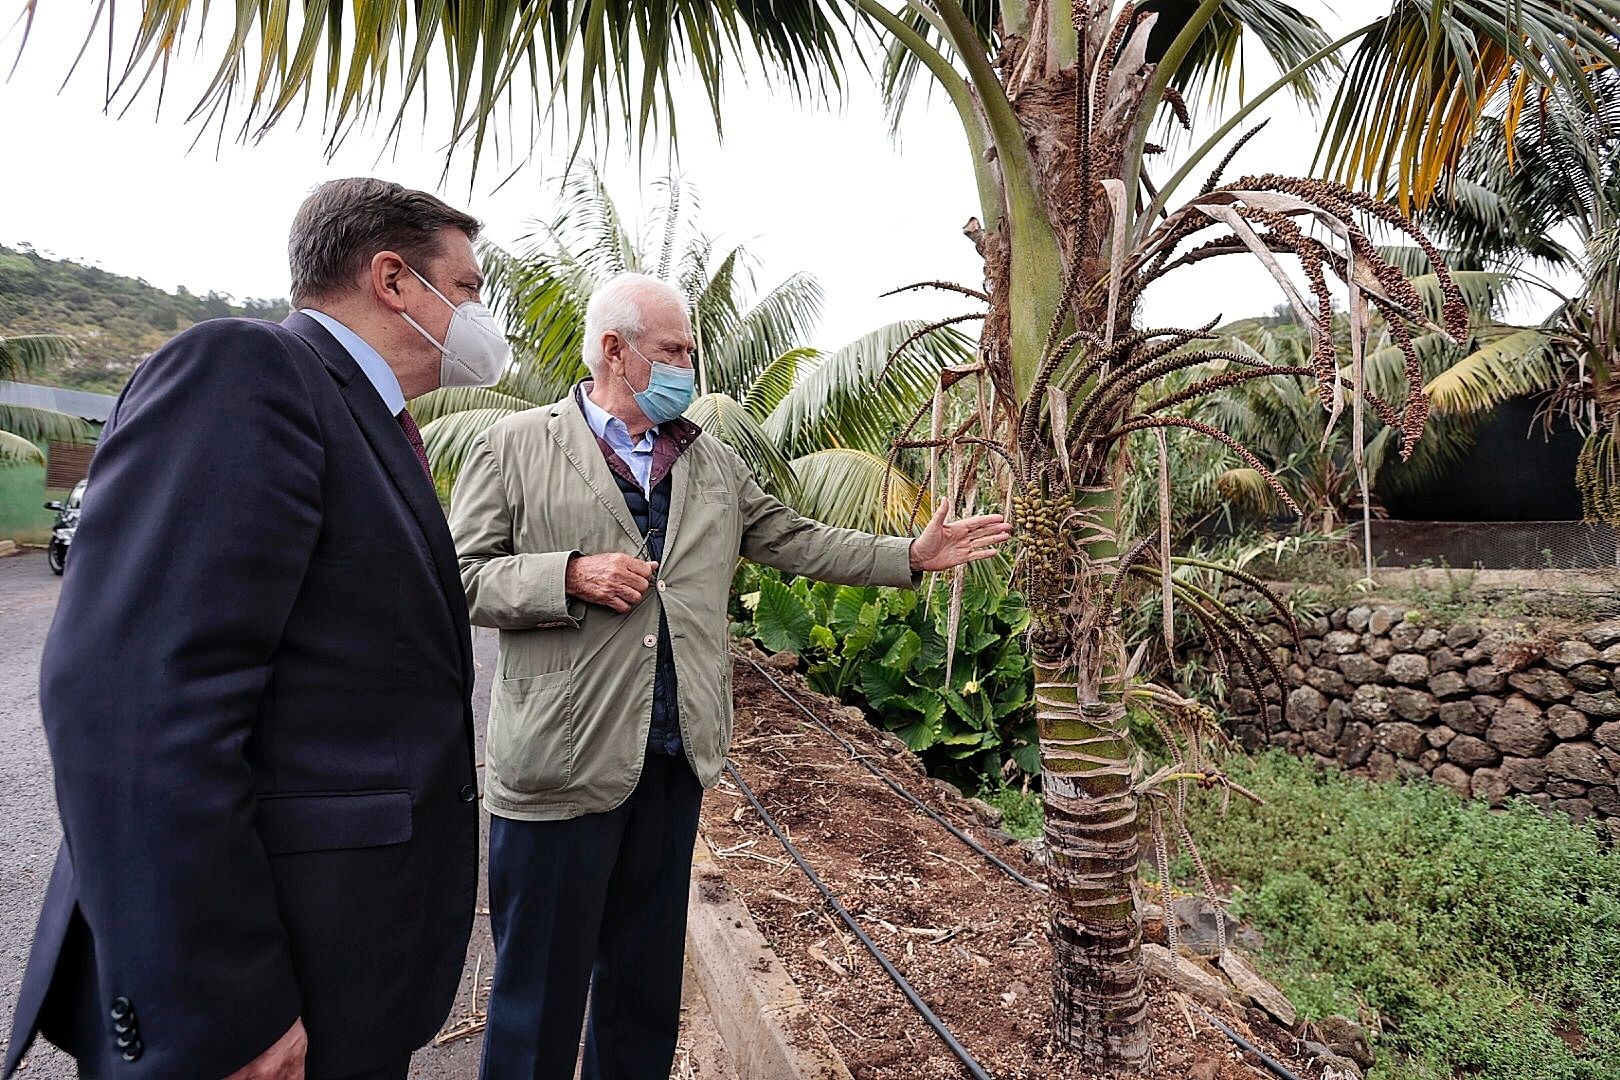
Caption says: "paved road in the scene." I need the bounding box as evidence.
[0,551,732,1079]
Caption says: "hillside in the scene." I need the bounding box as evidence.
[0,243,290,393]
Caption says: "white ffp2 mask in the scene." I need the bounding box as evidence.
[400,267,512,388]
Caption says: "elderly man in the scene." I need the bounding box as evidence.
[450,272,1009,1079]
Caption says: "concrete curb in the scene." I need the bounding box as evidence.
[686,835,853,1080]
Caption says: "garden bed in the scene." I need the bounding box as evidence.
[700,652,1311,1080]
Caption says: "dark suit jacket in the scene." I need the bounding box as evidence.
[5,313,479,1078]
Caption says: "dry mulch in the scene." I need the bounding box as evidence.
[700,652,1314,1080]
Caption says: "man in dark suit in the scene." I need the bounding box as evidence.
[5,178,508,1080]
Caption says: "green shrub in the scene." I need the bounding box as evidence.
[730,564,1036,785]
[1184,753,1620,1080]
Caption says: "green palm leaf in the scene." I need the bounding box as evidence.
[788,447,931,534]
[1316,0,1620,212]
[1423,327,1558,415]
[0,404,96,445]
[421,407,521,495]
[683,392,797,497]
[700,272,825,395]
[54,1,858,176]
[765,322,977,459]
[0,334,75,380]
[0,430,45,466]
[743,350,812,421]
[410,387,540,426]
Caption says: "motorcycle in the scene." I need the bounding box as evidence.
[44,479,86,576]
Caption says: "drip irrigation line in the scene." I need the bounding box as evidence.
[723,760,993,1080]
[741,654,1046,893]
[1191,1004,1307,1080]
[736,652,1308,1080]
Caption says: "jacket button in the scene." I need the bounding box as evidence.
[458,784,477,803]
[110,997,132,1020]
[121,1040,144,1063]
[114,1016,136,1035]
[656,579,667,593]
[116,1031,139,1050]
[643,634,657,648]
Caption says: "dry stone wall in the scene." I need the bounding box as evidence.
[1227,603,1620,839]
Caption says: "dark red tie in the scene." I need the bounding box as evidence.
[396,408,433,481]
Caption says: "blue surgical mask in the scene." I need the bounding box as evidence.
[622,342,696,424]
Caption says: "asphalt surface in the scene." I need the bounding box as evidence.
[0,550,733,1079]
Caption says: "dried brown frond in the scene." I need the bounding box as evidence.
[1145,365,1402,431]
[1163,87,1192,132]
[880,312,986,379]
[1106,534,1158,618]
[880,280,990,303]
[1236,173,1469,340]
[1200,121,1271,195]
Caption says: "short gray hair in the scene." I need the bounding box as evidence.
[288,178,481,306]
[583,273,688,375]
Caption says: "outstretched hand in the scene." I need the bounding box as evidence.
[908,503,1013,572]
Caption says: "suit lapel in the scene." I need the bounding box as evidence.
[280,313,473,685]
[549,401,643,547]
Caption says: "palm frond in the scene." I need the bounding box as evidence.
[0,429,45,466]
[1163,0,1335,109]
[1423,327,1559,415]
[68,1,859,176]
[0,334,76,379]
[421,408,521,495]
[1317,0,1620,212]
[765,322,977,458]
[410,387,540,426]
[788,447,931,534]
[683,392,798,497]
[701,272,825,394]
[743,350,811,422]
[0,404,96,446]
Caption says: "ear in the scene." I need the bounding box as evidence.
[600,330,629,376]
[370,251,410,313]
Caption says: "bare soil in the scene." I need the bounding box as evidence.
[700,652,1313,1080]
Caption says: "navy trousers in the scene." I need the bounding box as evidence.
[480,751,703,1080]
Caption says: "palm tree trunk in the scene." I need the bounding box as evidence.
[1023,481,1151,1066]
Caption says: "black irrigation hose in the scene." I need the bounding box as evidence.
[737,651,1310,1080]
[723,760,994,1080]
[1192,1003,1308,1080]
[740,654,1047,893]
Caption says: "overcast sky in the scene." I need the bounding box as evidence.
[2,2,1499,348]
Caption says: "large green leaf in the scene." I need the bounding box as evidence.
[753,576,815,655]
[1316,0,1620,211]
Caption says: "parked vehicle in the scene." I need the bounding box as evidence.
[44,479,85,576]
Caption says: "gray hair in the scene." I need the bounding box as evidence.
[288,178,481,306]
[583,273,689,376]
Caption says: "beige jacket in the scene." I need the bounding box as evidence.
[449,395,917,820]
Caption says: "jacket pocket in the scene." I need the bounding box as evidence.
[490,670,574,794]
[257,790,413,855]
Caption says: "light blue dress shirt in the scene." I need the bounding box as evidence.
[579,383,658,495]
[300,308,407,416]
